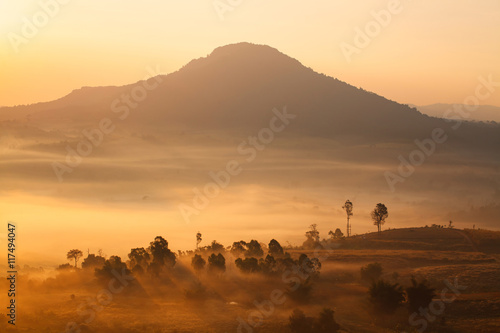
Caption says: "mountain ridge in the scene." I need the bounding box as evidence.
[1,42,499,148]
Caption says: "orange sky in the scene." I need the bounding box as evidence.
[1,0,499,107]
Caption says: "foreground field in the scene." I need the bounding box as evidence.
[1,228,499,333]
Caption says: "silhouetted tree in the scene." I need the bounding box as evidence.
[298,253,322,279]
[67,249,83,268]
[196,232,202,249]
[245,240,264,257]
[342,199,353,237]
[230,241,247,256]
[148,236,176,268]
[371,203,388,233]
[81,254,105,270]
[95,256,130,281]
[147,262,162,277]
[57,263,73,271]
[209,240,225,253]
[303,224,320,249]
[268,239,284,256]
[259,254,278,275]
[235,257,260,273]
[329,228,344,240]
[191,254,206,272]
[208,253,226,274]
[360,262,383,283]
[368,280,404,314]
[127,247,150,271]
[406,277,436,312]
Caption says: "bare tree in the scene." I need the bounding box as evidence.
[342,200,353,237]
[371,203,388,233]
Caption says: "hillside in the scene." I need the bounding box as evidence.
[334,227,500,254]
[417,103,500,123]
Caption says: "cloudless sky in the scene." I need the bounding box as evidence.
[1,0,499,107]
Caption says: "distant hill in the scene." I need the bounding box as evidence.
[1,42,500,149]
[416,103,500,123]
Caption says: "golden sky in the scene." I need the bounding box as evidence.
[1,0,499,107]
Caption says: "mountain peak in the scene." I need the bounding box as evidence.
[209,42,282,57]
[179,42,306,76]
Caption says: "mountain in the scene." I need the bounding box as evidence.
[2,42,499,149]
[1,43,500,232]
[416,103,500,123]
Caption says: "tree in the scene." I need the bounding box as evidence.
[209,240,225,253]
[342,200,354,237]
[368,280,405,314]
[360,262,383,283]
[81,254,106,270]
[128,247,150,270]
[303,224,320,249]
[235,257,260,273]
[95,256,129,281]
[230,241,247,256]
[57,263,73,271]
[191,254,206,272]
[208,253,226,274]
[196,232,202,249]
[448,221,453,229]
[148,236,176,268]
[329,228,344,240]
[371,203,388,233]
[298,253,321,279]
[259,254,277,275]
[245,240,264,257]
[406,277,436,312]
[67,249,83,268]
[268,239,284,256]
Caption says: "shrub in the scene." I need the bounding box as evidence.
[289,308,340,333]
[368,280,405,314]
[406,277,436,312]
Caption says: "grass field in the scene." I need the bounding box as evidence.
[1,227,499,333]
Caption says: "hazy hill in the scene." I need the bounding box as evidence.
[2,43,500,149]
[417,103,500,123]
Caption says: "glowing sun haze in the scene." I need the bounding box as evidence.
[1,0,499,107]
